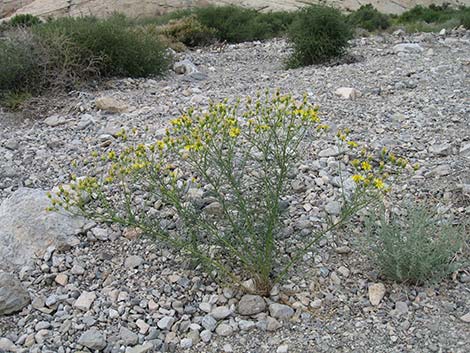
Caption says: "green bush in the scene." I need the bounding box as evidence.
[397,4,465,24]
[194,5,290,43]
[0,30,42,93]
[364,203,465,285]
[459,7,470,29]
[8,14,42,27]
[348,4,390,31]
[34,14,171,77]
[287,5,353,68]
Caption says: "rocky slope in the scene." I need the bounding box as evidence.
[1,0,469,19]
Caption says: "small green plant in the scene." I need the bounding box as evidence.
[51,92,404,294]
[287,5,353,68]
[364,203,465,285]
[8,14,42,27]
[0,91,32,110]
[348,4,391,32]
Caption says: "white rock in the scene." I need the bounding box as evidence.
[180,338,193,349]
[368,283,386,306]
[277,344,289,353]
[460,312,470,323]
[393,43,424,53]
[334,87,361,100]
[125,343,153,353]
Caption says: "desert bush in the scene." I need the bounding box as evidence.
[34,14,171,78]
[51,92,405,294]
[156,15,217,47]
[8,14,42,27]
[364,203,465,284]
[397,4,468,25]
[348,4,391,31]
[459,7,470,29]
[287,5,353,68]
[0,30,42,93]
[194,5,289,43]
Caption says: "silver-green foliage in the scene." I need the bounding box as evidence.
[365,203,466,284]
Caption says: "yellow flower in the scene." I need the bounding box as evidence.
[229,127,241,138]
[352,174,365,183]
[156,140,165,150]
[373,178,385,189]
[361,161,372,171]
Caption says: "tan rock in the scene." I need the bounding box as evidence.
[55,273,68,286]
[368,283,386,306]
[95,96,128,113]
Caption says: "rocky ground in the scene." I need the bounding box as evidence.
[0,29,469,353]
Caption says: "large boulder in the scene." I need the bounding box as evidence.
[0,272,30,316]
[0,188,86,271]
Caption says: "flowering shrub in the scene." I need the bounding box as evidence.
[51,92,406,294]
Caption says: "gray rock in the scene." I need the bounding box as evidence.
[0,188,86,271]
[125,342,153,353]
[200,330,212,343]
[395,301,408,315]
[238,295,266,316]
[215,323,233,336]
[119,326,138,346]
[0,337,17,352]
[0,272,30,316]
[95,96,128,113]
[157,316,175,330]
[125,255,144,269]
[269,303,294,320]
[180,338,193,349]
[44,114,67,127]
[325,201,341,215]
[201,315,217,332]
[211,306,233,320]
[238,319,256,331]
[78,328,106,350]
[74,291,96,311]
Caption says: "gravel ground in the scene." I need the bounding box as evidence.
[0,29,469,353]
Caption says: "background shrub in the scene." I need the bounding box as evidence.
[34,15,171,77]
[287,5,353,68]
[156,15,217,47]
[194,5,291,43]
[8,14,42,27]
[348,4,391,31]
[364,203,465,285]
[0,30,42,93]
